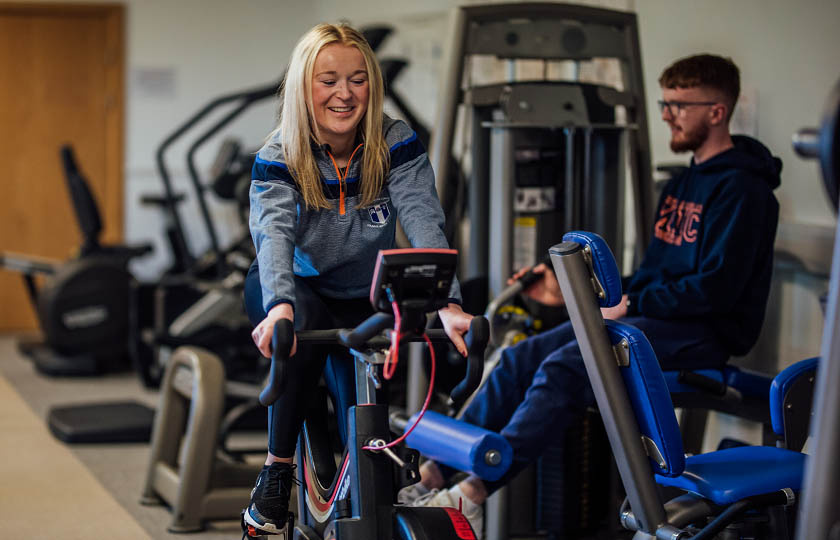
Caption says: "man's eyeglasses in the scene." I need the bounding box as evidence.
[657,100,718,116]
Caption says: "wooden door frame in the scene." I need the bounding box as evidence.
[0,2,125,242]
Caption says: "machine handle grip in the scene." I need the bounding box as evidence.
[449,316,489,410]
[677,370,728,396]
[517,254,554,289]
[259,318,295,406]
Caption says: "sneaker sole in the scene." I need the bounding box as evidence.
[244,505,288,537]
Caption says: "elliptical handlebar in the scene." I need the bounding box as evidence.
[258,315,489,408]
[154,80,281,273]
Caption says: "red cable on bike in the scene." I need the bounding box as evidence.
[362,331,436,451]
[382,299,402,381]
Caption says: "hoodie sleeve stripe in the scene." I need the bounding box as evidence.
[252,156,297,189]
[389,132,424,170]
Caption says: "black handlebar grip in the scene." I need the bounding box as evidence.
[517,254,553,289]
[449,316,490,410]
[259,318,295,407]
[677,370,728,396]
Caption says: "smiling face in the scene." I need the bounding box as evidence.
[310,43,370,151]
[660,86,718,153]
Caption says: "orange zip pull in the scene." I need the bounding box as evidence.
[327,143,363,215]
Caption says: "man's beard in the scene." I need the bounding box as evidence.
[670,121,709,153]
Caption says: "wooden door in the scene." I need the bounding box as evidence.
[0,3,124,331]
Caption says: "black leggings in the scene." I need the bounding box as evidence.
[244,260,374,457]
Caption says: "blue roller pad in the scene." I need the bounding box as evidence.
[770,357,819,436]
[404,411,513,481]
[561,231,623,308]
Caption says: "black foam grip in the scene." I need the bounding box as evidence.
[449,316,489,410]
[518,254,554,289]
[678,370,728,396]
[259,319,295,406]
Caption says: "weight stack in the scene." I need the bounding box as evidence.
[536,408,616,538]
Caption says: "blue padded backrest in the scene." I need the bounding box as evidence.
[605,320,685,477]
[770,357,819,436]
[562,231,623,308]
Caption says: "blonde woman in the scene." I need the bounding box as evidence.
[242,22,471,534]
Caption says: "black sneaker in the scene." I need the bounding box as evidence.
[244,462,297,536]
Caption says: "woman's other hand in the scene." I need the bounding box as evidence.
[438,303,473,357]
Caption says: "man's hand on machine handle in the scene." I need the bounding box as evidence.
[252,303,297,358]
[438,303,473,357]
[508,260,565,307]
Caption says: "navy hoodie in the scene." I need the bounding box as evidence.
[625,135,781,356]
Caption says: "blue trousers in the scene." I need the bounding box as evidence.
[459,316,729,493]
[244,260,372,457]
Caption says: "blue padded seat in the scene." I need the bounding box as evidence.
[770,357,819,435]
[656,446,806,505]
[562,231,622,308]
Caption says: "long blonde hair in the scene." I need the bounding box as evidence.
[277,23,389,209]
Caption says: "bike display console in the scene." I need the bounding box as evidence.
[369,248,457,314]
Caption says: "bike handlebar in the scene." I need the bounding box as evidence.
[258,315,489,408]
[449,316,489,410]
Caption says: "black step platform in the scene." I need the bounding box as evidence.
[47,400,155,443]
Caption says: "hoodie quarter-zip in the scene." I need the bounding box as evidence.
[327,143,363,215]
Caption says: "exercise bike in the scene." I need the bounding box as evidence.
[244,248,494,540]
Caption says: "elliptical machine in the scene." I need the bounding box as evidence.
[0,145,153,376]
[244,248,500,540]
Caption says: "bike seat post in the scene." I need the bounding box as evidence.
[352,348,386,405]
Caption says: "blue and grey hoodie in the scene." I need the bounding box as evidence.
[626,135,782,355]
[249,116,460,313]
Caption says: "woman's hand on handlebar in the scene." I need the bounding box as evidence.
[252,303,297,358]
[438,303,473,357]
[508,263,566,307]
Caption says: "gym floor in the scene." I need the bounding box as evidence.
[0,335,249,539]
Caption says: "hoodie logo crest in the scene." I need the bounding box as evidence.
[367,201,391,227]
